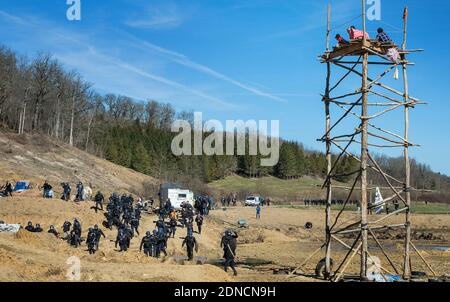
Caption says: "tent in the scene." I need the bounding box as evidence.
[0,223,21,233]
[15,180,31,192]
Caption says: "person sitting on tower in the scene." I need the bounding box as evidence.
[376,28,399,62]
[376,28,392,43]
[335,34,350,48]
[347,25,369,40]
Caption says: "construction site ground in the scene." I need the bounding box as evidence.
[0,193,448,282]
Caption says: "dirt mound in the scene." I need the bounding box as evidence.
[0,130,156,195]
[14,229,38,240]
[343,230,446,241]
[237,228,295,244]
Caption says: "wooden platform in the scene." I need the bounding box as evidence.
[322,39,397,60]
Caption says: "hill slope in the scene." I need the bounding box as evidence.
[0,130,156,195]
[208,175,348,202]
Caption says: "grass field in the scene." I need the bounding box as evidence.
[208,175,346,201]
[209,175,450,214]
[275,202,450,214]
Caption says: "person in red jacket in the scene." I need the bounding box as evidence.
[335,34,350,47]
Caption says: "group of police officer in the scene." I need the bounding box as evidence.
[21,191,240,276]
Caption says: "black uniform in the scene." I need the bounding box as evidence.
[169,218,177,238]
[63,221,72,233]
[42,182,52,198]
[130,216,140,236]
[156,230,167,258]
[124,226,133,248]
[221,231,238,276]
[62,221,72,240]
[182,235,198,261]
[94,192,104,211]
[33,225,43,233]
[93,227,105,250]
[48,227,59,237]
[115,229,129,252]
[61,183,71,201]
[186,220,194,237]
[5,182,13,197]
[87,229,97,254]
[195,215,203,234]
[69,230,81,247]
[25,223,34,232]
[140,232,156,257]
[76,182,84,201]
[73,219,82,237]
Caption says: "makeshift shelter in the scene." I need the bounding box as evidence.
[15,181,31,192]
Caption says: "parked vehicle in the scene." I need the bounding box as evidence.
[159,183,194,210]
[245,196,263,206]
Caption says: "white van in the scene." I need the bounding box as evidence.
[167,189,194,210]
[245,196,263,206]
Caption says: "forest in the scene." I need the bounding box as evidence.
[1,45,449,196]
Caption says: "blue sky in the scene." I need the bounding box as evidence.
[1,0,449,175]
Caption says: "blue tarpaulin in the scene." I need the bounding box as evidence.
[15,181,30,192]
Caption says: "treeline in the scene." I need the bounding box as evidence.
[1,45,449,194]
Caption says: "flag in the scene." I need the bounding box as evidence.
[403,7,408,20]
[374,187,384,215]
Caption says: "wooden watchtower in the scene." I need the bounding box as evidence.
[292,2,436,281]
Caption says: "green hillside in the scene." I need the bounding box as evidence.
[208,175,348,202]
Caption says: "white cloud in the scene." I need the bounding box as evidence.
[0,9,28,26]
[120,31,288,104]
[124,3,183,30]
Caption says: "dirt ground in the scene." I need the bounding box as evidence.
[0,190,448,282]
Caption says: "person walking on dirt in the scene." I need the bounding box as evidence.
[62,220,72,239]
[115,228,129,252]
[140,231,155,257]
[76,182,84,201]
[256,205,261,220]
[73,218,82,237]
[393,200,400,212]
[42,181,53,198]
[182,233,198,261]
[93,224,106,250]
[94,191,104,212]
[169,216,177,238]
[130,214,140,236]
[61,182,71,201]
[186,218,194,237]
[195,213,204,234]
[156,229,168,258]
[221,230,238,276]
[4,181,13,197]
[69,229,81,247]
[221,196,226,207]
[87,228,97,254]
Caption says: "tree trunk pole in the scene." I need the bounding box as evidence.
[360,51,369,280]
[55,96,61,138]
[21,102,26,134]
[359,0,369,281]
[324,1,333,279]
[69,95,75,146]
[18,110,23,134]
[402,6,412,280]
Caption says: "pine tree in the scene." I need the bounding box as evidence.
[131,142,152,174]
